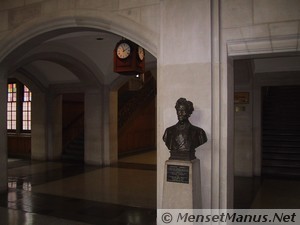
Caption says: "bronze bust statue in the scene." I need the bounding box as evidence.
[163,98,207,161]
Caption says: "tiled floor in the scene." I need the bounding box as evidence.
[234,176,300,209]
[2,151,300,224]
[251,178,300,209]
[118,151,156,165]
[33,167,156,208]
[0,152,157,225]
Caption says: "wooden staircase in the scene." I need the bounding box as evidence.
[118,76,156,130]
[117,74,156,155]
[262,86,300,178]
[62,133,84,163]
[62,110,84,163]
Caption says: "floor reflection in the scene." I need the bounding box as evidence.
[8,177,32,191]
[0,155,157,225]
[234,176,300,209]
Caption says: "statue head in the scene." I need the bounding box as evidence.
[175,98,194,122]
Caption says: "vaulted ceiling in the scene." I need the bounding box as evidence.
[8,30,157,93]
[7,29,300,93]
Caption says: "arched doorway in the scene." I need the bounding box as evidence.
[0,12,158,219]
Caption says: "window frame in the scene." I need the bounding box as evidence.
[7,83,17,132]
[21,85,32,132]
[7,80,32,134]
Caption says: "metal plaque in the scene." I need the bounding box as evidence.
[167,165,189,184]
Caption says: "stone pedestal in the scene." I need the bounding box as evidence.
[162,159,201,209]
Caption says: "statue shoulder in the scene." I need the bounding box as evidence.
[163,124,177,142]
[164,124,177,134]
[190,125,207,140]
[190,124,204,132]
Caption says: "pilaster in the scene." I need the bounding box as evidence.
[158,0,212,208]
[0,67,7,191]
[31,91,48,160]
[84,89,104,165]
[47,93,62,160]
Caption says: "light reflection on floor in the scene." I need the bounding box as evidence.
[1,151,157,225]
[8,178,32,191]
[4,150,300,224]
[32,167,156,208]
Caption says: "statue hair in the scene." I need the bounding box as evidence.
[175,98,194,116]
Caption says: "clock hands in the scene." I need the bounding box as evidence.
[123,47,130,52]
[116,42,133,59]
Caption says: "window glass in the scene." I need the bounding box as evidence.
[7,83,17,130]
[7,83,32,132]
[22,85,31,131]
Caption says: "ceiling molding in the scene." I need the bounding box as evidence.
[227,34,300,56]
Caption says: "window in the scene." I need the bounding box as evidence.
[22,85,32,131]
[7,82,32,132]
[7,83,17,130]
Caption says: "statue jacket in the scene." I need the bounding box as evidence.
[163,121,207,151]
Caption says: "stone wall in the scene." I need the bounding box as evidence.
[0,0,299,209]
[0,0,160,61]
[221,0,300,55]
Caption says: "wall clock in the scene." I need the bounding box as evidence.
[116,42,131,59]
[138,46,145,61]
[114,39,145,75]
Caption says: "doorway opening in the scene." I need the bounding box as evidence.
[233,55,300,209]
[261,85,300,178]
[62,93,85,163]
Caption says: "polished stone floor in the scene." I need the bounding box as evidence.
[0,152,157,225]
[1,151,300,224]
[251,178,300,208]
[234,176,300,209]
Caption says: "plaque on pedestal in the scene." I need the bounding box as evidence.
[167,164,189,184]
[162,159,201,209]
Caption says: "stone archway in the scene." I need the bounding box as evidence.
[0,10,158,65]
[0,10,158,193]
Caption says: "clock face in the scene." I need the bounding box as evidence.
[116,42,131,59]
[138,46,145,60]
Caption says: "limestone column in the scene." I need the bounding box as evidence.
[47,94,62,160]
[109,89,118,164]
[158,0,212,208]
[31,91,48,160]
[84,90,104,165]
[102,86,112,165]
[0,68,7,191]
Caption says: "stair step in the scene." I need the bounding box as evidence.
[262,86,300,177]
[61,154,84,162]
[63,134,84,162]
[263,148,300,154]
[262,159,300,168]
[263,153,300,160]
[262,167,300,178]
[263,131,300,135]
[67,143,84,150]
[64,149,84,156]
[263,122,300,126]
[263,142,300,148]
[263,136,300,141]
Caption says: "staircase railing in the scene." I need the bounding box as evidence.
[63,112,84,148]
[118,77,156,129]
